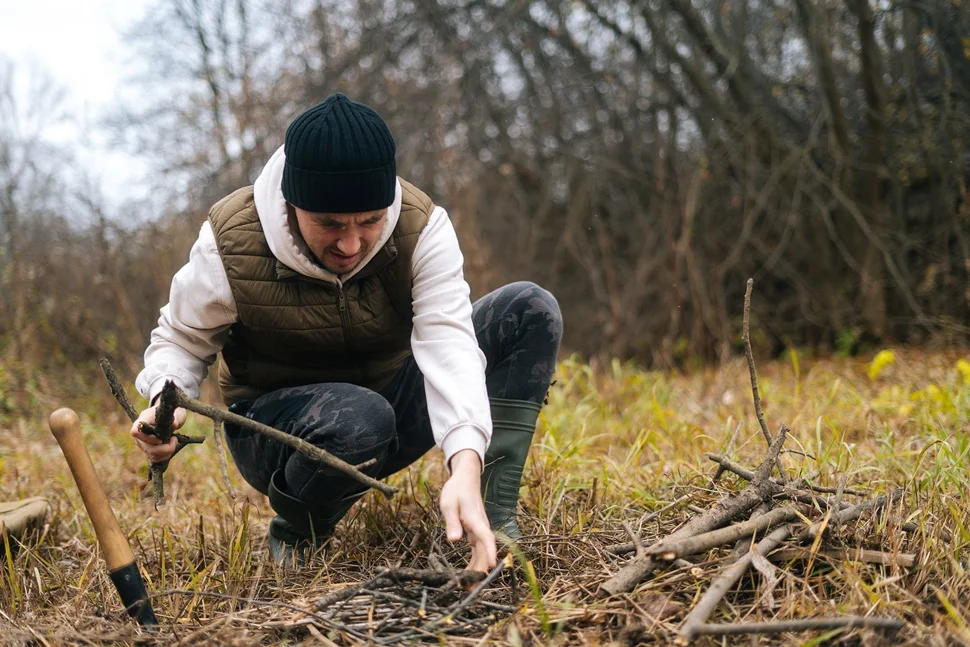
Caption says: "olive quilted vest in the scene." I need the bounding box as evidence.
[207,180,433,405]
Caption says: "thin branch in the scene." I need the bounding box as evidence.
[712,421,743,484]
[678,524,794,640]
[100,360,204,508]
[689,616,905,636]
[706,453,866,496]
[99,358,137,420]
[607,495,694,555]
[648,506,798,561]
[743,278,772,447]
[768,546,916,568]
[797,489,905,543]
[175,389,397,498]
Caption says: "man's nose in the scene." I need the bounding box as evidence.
[334,232,361,255]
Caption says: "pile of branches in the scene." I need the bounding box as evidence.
[297,564,513,644]
[594,281,909,642]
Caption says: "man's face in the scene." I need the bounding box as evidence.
[292,206,387,275]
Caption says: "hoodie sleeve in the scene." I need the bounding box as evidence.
[410,207,492,471]
[135,222,237,404]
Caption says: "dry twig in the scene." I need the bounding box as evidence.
[688,616,905,636]
[598,429,788,597]
[100,359,204,507]
[174,387,397,498]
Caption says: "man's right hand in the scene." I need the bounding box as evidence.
[130,405,186,463]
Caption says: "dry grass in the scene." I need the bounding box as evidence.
[1,347,969,645]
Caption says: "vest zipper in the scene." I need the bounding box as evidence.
[336,279,353,351]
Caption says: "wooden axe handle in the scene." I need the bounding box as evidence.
[49,408,135,571]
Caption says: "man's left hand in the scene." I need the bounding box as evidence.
[440,449,497,573]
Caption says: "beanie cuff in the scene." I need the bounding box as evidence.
[282,161,397,213]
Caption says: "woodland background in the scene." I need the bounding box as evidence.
[2,0,969,408]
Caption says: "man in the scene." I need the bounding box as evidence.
[130,94,562,571]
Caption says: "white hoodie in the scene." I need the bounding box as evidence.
[136,146,492,467]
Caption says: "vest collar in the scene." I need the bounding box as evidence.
[274,237,400,285]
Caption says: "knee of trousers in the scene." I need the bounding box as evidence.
[295,386,397,459]
[506,281,563,345]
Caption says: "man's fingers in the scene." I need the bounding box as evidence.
[467,546,487,574]
[472,533,498,569]
[441,498,463,542]
[131,426,162,444]
[136,436,178,462]
[465,535,497,573]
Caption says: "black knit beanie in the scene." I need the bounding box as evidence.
[282,93,396,213]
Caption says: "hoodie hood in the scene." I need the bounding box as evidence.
[252,145,402,283]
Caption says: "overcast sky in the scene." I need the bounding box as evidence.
[0,0,154,206]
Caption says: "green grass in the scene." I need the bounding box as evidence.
[1,347,968,645]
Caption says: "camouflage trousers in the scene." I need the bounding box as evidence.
[224,281,563,505]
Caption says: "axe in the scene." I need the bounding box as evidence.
[49,408,158,626]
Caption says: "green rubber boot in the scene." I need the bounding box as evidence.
[267,470,364,567]
[482,398,542,541]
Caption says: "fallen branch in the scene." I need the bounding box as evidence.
[767,546,916,568]
[688,616,905,636]
[706,454,865,497]
[100,360,394,500]
[174,389,397,498]
[742,279,773,448]
[598,429,788,597]
[606,495,694,555]
[648,506,799,561]
[678,524,794,641]
[729,503,771,564]
[100,360,204,507]
[797,489,905,543]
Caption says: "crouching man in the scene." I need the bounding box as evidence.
[130,93,562,570]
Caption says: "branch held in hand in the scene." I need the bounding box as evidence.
[100,360,396,501]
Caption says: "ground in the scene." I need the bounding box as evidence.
[1,347,968,645]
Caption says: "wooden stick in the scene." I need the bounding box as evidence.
[648,506,798,561]
[174,389,397,498]
[99,359,138,420]
[742,279,772,447]
[797,489,905,543]
[678,524,794,640]
[767,546,916,568]
[729,503,771,564]
[688,616,905,636]
[100,361,394,499]
[706,454,865,497]
[598,430,788,597]
[100,361,203,507]
[606,495,693,555]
